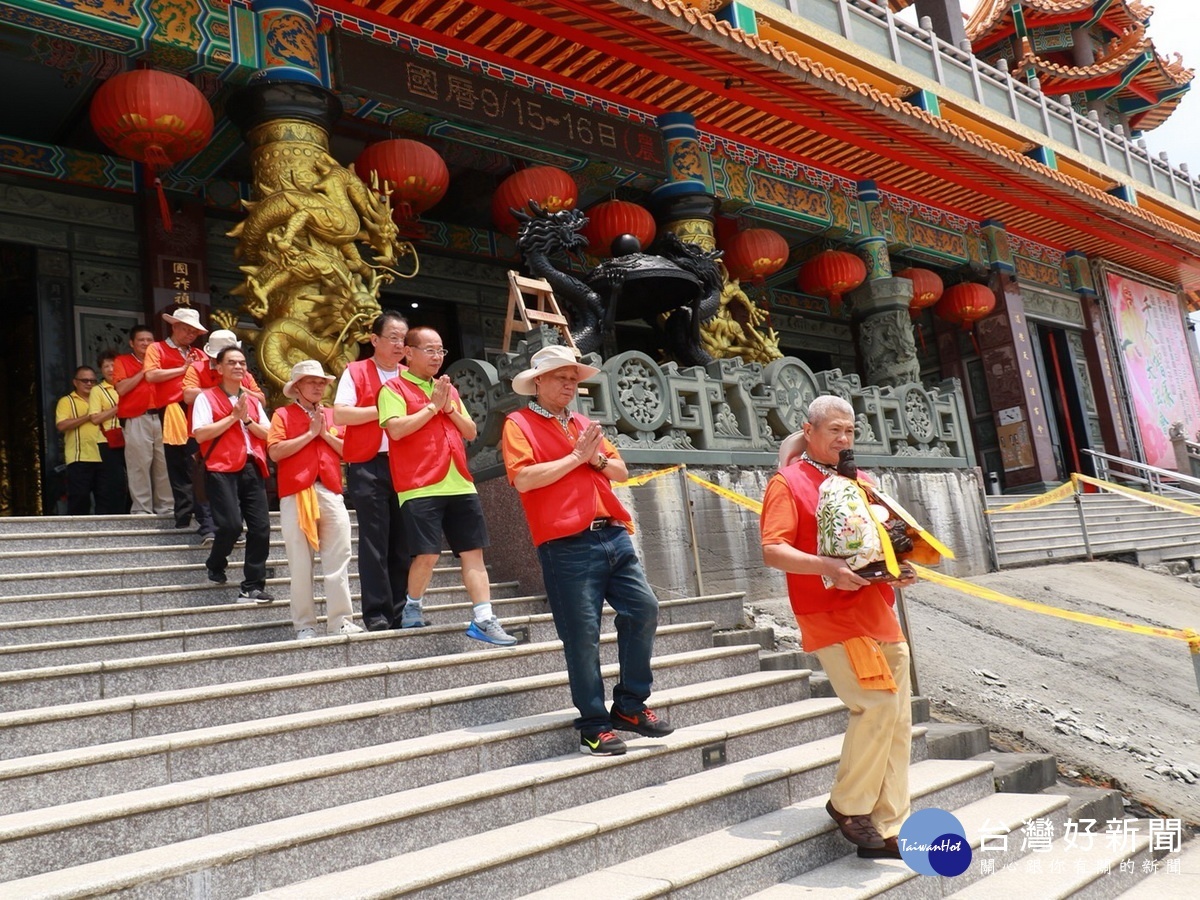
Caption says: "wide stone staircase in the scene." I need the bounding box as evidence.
[0,514,1166,897]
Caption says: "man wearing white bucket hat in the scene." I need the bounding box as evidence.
[182,329,266,406]
[500,344,672,757]
[268,360,363,639]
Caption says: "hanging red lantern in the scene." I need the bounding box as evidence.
[492,166,578,237]
[896,267,944,314]
[89,69,213,231]
[355,139,449,222]
[797,249,867,310]
[936,282,996,329]
[582,200,655,255]
[724,228,789,283]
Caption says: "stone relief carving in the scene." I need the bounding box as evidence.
[0,184,133,229]
[858,309,921,388]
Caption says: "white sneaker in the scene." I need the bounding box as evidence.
[296,628,318,640]
[337,620,364,635]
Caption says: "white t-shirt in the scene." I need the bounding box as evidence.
[334,361,399,455]
[193,390,270,453]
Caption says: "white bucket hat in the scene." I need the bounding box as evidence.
[203,329,241,358]
[511,345,600,396]
[162,307,208,332]
[283,359,336,399]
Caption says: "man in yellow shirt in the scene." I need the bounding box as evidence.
[55,366,103,515]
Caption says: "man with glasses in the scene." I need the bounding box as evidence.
[334,310,412,630]
[378,326,516,646]
[55,366,103,514]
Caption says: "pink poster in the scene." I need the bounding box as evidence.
[1106,273,1200,470]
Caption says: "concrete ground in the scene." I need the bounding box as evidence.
[749,560,1200,827]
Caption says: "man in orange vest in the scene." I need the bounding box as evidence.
[269,360,364,639]
[378,325,515,646]
[333,311,411,631]
[500,345,673,756]
[760,395,914,859]
[113,324,171,516]
[192,346,273,603]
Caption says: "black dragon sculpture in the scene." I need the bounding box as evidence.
[512,201,723,366]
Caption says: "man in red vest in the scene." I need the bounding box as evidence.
[269,360,363,639]
[378,326,515,646]
[760,395,914,859]
[192,346,273,603]
[500,345,673,756]
[113,324,171,516]
[333,311,411,631]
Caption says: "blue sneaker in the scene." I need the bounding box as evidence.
[399,601,427,628]
[465,616,517,646]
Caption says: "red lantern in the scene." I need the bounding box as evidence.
[896,267,944,314]
[355,139,449,221]
[797,249,867,309]
[89,69,213,231]
[582,200,655,255]
[492,167,578,237]
[724,229,789,283]
[936,282,996,329]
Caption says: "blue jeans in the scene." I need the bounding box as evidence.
[537,524,659,732]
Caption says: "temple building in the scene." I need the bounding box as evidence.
[1,0,1199,516]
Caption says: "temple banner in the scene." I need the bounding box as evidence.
[1106,272,1200,470]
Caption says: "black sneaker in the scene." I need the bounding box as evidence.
[206,568,227,585]
[609,707,674,737]
[579,730,627,756]
[238,588,275,604]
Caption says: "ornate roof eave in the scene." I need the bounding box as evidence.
[967,1,1155,48]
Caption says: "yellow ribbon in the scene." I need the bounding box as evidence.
[985,479,1076,514]
[685,472,763,514]
[1073,473,1200,518]
[296,485,320,551]
[614,464,682,488]
[162,403,188,445]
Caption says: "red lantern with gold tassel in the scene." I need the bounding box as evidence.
[89,69,213,232]
[355,139,449,224]
[582,200,655,255]
[492,166,578,237]
[936,282,995,329]
[897,266,944,350]
[724,228,789,283]
[797,249,867,312]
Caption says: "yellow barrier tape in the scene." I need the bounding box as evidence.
[614,465,681,489]
[985,479,1076,514]
[685,472,763,514]
[909,563,1192,643]
[1074,473,1200,519]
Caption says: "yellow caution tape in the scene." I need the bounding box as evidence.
[909,563,1193,643]
[614,464,681,489]
[1074,473,1200,519]
[872,486,956,560]
[685,472,763,514]
[985,479,1076,514]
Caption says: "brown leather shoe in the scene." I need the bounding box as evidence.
[826,800,886,849]
[857,836,902,859]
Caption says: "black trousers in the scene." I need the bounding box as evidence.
[205,462,270,593]
[97,443,129,515]
[66,461,101,515]
[165,438,214,533]
[346,454,410,627]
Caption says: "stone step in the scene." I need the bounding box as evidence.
[0,538,362,573]
[1,710,915,896]
[249,753,982,900]
[0,521,360,551]
[0,511,362,536]
[0,592,744,713]
[975,750,1059,794]
[0,621,721,764]
[988,514,1200,538]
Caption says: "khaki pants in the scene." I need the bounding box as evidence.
[280,484,355,633]
[815,640,912,839]
[123,414,171,515]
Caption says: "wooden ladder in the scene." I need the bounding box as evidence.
[501,270,578,355]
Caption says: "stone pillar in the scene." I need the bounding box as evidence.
[913,0,967,47]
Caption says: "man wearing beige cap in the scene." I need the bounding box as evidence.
[268,360,363,639]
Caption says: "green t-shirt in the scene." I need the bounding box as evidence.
[377,371,475,505]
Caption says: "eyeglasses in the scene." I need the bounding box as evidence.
[75,378,97,384]
[413,347,448,357]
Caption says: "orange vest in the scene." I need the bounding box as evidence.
[198,387,268,478]
[150,341,200,409]
[341,360,388,463]
[506,408,632,546]
[383,376,472,492]
[778,460,893,615]
[274,404,343,497]
[114,353,154,417]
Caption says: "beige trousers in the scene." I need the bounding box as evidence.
[280,484,355,633]
[815,640,912,839]
[123,414,171,515]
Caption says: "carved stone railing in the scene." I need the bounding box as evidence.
[449,328,974,479]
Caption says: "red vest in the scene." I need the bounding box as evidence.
[274,404,343,497]
[506,408,632,546]
[778,461,893,615]
[198,387,268,478]
[113,353,154,417]
[150,341,199,408]
[341,360,389,463]
[383,376,472,492]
